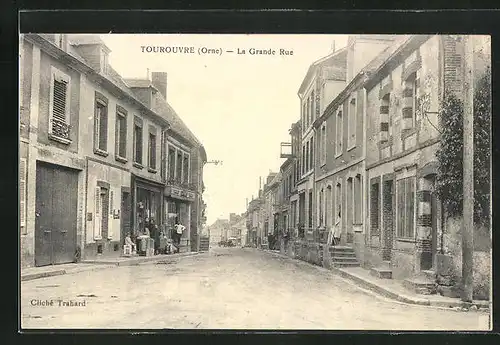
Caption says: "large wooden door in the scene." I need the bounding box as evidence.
[35,163,78,266]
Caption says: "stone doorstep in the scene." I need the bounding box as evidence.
[370,267,393,279]
[332,256,359,262]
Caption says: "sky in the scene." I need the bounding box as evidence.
[100,34,348,226]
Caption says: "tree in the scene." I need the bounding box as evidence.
[435,67,491,227]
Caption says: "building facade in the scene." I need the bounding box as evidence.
[20,34,207,267]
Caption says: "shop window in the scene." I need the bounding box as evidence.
[396,177,416,239]
[94,92,108,155]
[115,107,127,161]
[49,67,71,143]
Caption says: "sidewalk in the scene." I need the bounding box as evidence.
[21,252,199,282]
[262,249,490,311]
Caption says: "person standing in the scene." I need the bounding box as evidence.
[333,210,342,246]
[174,220,186,251]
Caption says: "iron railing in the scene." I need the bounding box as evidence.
[50,118,71,140]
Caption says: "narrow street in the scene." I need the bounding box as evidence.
[21,248,489,330]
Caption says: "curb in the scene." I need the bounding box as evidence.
[21,252,200,281]
[21,269,66,281]
[261,248,490,311]
[81,252,199,266]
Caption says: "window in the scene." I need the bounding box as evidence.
[49,67,71,142]
[311,91,315,121]
[176,151,183,182]
[354,174,362,224]
[348,177,353,224]
[335,183,342,223]
[94,93,108,154]
[167,146,176,180]
[301,145,306,175]
[348,97,357,148]
[402,72,419,130]
[318,188,324,226]
[133,120,143,165]
[115,107,127,161]
[370,182,380,235]
[302,104,306,133]
[304,97,311,128]
[396,177,416,238]
[305,141,309,173]
[19,158,27,233]
[183,153,190,183]
[148,131,157,170]
[321,123,327,165]
[308,191,313,229]
[309,137,314,170]
[380,93,391,143]
[336,109,343,156]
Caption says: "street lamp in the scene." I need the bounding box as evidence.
[206,160,223,166]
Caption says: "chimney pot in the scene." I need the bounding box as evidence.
[151,71,168,100]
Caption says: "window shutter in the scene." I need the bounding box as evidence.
[19,159,27,228]
[53,79,68,123]
[108,190,114,239]
[99,106,108,151]
[94,187,102,239]
[120,116,127,157]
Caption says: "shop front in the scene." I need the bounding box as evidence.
[164,184,196,253]
[132,175,163,254]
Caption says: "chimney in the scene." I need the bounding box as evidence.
[152,71,168,100]
[331,40,336,53]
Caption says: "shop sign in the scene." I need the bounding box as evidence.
[166,186,195,201]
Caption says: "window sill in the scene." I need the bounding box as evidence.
[94,148,109,157]
[148,167,158,174]
[49,134,72,145]
[396,237,416,243]
[115,155,128,164]
[133,162,144,169]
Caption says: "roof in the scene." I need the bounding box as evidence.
[151,92,202,148]
[68,34,111,52]
[298,47,347,96]
[124,78,157,89]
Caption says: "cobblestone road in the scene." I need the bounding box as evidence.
[21,247,490,330]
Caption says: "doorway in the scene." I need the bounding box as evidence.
[382,180,394,261]
[121,191,131,244]
[420,174,438,271]
[35,162,78,267]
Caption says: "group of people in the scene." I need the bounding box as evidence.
[124,219,186,255]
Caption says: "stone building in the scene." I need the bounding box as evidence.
[19,33,207,267]
[364,35,491,299]
[312,35,401,266]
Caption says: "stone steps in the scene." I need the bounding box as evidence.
[370,260,393,279]
[403,276,437,295]
[329,246,360,268]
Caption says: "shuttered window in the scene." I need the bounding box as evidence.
[396,177,416,238]
[49,67,71,141]
[94,93,108,153]
[148,132,157,170]
[336,109,343,156]
[19,158,27,232]
[168,146,176,180]
[94,187,102,239]
[183,153,190,183]
[348,97,357,148]
[370,182,380,235]
[115,108,127,160]
[133,121,143,165]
